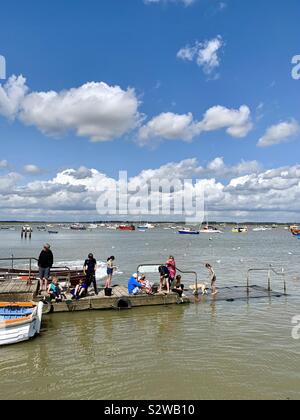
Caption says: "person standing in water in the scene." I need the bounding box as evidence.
[105,256,116,289]
[206,263,218,295]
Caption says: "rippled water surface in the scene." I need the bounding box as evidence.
[0,228,300,400]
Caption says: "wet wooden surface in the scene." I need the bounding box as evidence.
[0,279,39,302]
[41,285,188,314]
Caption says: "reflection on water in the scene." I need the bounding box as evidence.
[0,229,300,400]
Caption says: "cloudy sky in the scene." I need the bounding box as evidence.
[0,0,299,221]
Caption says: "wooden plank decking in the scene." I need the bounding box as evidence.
[0,280,287,313]
[0,279,39,302]
[41,285,188,314]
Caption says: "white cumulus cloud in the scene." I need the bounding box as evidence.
[1,158,300,222]
[138,105,252,144]
[0,75,142,142]
[23,165,43,175]
[257,120,300,148]
[0,160,8,169]
[177,36,224,76]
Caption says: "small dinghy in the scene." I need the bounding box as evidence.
[0,302,43,346]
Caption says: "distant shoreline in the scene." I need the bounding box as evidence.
[0,221,296,226]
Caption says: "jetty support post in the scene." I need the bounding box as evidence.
[194,274,199,297]
[267,269,272,292]
[283,269,287,295]
[29,258,32,281]
[246,271,250,296]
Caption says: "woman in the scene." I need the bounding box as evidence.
[166,256,177,287]
[105,256,116,289]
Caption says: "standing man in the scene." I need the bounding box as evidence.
[83,253,98,295]
[38,243,54,293]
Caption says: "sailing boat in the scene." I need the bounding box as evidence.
[200,224,223,234]
[200,206,222,234]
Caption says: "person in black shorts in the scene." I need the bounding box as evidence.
[158,265,170,293]
[83,253,98,295]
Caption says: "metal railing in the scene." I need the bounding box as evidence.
[247,265,286,295]
[137,263,199,294]
[0,256,72,288]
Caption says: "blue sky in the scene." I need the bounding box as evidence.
[0,0,300,221]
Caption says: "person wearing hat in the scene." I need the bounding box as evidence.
[128,273,143,295]
[38,243,54,293]
[83,253,98,295]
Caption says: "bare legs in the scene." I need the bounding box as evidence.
[211,281,218,296]
[105,274,113,289]
[158,277,170,293]
[40,278,48,293]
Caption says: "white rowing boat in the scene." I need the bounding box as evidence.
[0,302,43,346]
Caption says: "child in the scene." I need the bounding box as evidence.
[47,277,65,302]
[71,279,88,300]
[139,274,154,295]
[105,256,116,289]
[206,263,218,296]
[172,275,185,297]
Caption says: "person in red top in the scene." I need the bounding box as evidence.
[166,256,176,289]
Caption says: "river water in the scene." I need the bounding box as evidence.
[0,227,299,400]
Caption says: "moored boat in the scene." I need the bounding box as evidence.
[200,225,222,234]
[290,225,300,236]
[178,228,200,235]
[118,225,136,231]
[232,226,248,233]
[138,223,155,230]
[0,302,43,346]
[70,223,87,231]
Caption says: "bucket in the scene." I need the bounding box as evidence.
[105,288,113,297]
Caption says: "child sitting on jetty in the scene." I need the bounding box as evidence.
[171,275,185,297]
[47,277,65,302]
[71,279,88,300]
[138,274,154,295]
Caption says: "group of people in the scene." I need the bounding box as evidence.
[127,255,218,297]
[38,244,118,302]
[37,244,218,303]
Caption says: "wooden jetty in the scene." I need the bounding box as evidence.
[0,279,39,302]
[41,286,189,314]
[0,261,288,313]
[0,280,287,314]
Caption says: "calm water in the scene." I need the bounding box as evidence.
[0,227,300,400]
